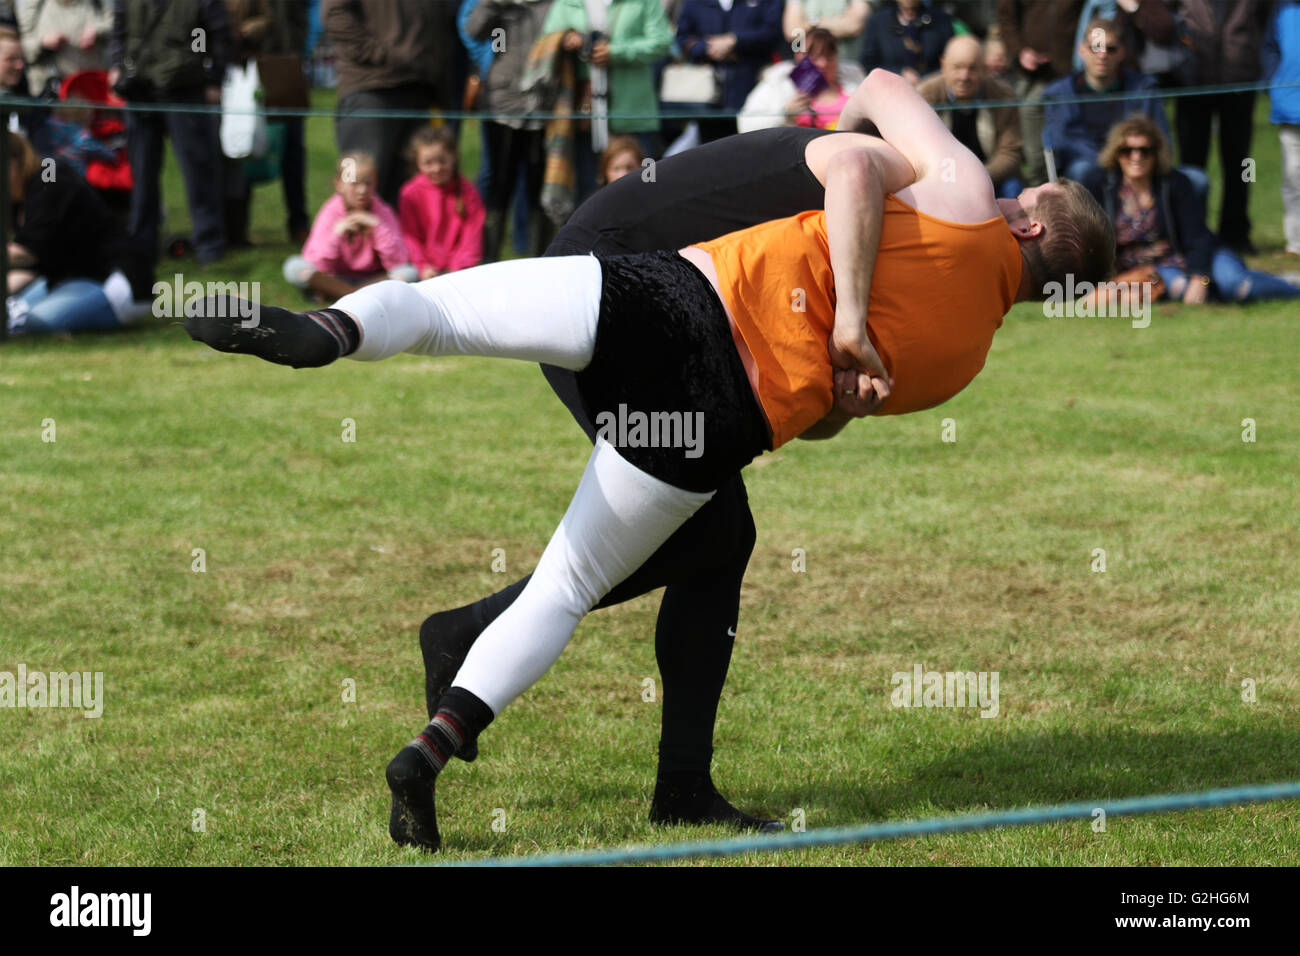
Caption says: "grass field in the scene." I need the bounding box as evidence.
[1,92,1298,866]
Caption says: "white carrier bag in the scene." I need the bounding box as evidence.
[220,61,268,160]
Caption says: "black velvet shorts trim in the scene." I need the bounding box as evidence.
[575,251,773,493]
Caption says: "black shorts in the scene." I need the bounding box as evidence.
[542,127,832,452]
[575,252,771,493]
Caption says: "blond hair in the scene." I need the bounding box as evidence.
[1097,113,1173,175]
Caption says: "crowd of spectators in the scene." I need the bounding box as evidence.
[1,0,1298,336]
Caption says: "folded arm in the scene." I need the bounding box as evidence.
[803,71,990,440]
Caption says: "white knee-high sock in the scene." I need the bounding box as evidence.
[452,439,715,715]
[336,256,603,369]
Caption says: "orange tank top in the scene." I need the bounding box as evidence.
[694,196,1023,448]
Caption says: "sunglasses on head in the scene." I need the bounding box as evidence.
[1120,145,1154,157]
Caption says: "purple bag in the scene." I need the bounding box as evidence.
[791,57,829,97]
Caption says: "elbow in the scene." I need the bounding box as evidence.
[865,67,899,91]
[827,146,892,198]
[826,146,876,186]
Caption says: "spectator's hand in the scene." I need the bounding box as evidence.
[204,85,221,104]
[706,33,736,61]
[901,67,921,86]
[1182,277,1209,304]
[562,29,584,52]
[419,266,440,281]
[79,25,98,50]
[591,39,610,67]
[1018,47,1047,72]
[786,92,812,117]
[334,212,377,237]
[108,67,120,89]
[42,32,67,51]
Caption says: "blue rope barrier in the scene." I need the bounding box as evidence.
[436,780,1300,867]
[2,77,1298,121]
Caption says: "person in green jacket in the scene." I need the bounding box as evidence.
[543,0,673,200]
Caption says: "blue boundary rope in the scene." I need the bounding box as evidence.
[437,780,1300,867]
[2,78,1298,120]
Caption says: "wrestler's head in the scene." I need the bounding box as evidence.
[999,179,1116,298]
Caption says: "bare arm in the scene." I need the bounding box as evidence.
[819,0,871,40]
[793,135,915,438]
[825,146,893,391]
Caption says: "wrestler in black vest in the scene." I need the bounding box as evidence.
[419,126,833,830]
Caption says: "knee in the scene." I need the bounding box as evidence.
[706,486,756,574]
[282,256,312,288]
[1064,158,1096,183]
[732,502,757,567]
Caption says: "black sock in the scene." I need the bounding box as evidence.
[386,687,496,852]
[185,296,360,368]
[403,687,495,774]
[306,308,361,356]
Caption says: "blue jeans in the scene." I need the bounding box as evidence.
[1156,248,1300,303]
[996,176,1023,199]
[7,277,121,335]
[1178,165,1209,202]
[1063,156,1098,184]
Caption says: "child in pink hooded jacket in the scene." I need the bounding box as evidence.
[399,127,485,279]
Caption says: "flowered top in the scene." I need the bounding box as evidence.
[1114,181,1186,273]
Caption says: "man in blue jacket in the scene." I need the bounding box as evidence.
[1043,15,1168,184]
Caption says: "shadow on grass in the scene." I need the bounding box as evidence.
[758,722,1300,823]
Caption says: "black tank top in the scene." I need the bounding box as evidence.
[554,126,834,255]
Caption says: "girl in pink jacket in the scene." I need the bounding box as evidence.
[399,127,485,279]
[283,152,417,301]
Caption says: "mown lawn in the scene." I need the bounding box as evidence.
[0,92,1297,866]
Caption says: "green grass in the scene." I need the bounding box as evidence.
[1,94,1298,866]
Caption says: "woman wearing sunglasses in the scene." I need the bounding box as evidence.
[1083,113,1300,305]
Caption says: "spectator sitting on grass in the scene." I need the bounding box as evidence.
[5,130,149,336]
[398,126,484,281]
[33,99,117,177]
[283,151,416,302]
[1082,115,1300,306]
